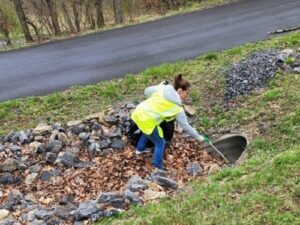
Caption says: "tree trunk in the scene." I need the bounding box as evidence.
[13,0,33,42]
[73,0,81,32]
[95,0,105,28]
[113,0,124,24]
[85,0,95,30]
[60,0,76,33]
[0,7,12,46]
[46,0,61,36]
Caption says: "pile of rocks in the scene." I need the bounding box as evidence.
[0,103,222,224]
[224,48,300,100]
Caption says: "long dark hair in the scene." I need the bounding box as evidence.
[173,74,191,91]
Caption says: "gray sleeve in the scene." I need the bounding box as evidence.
[144,85,160,98]
[176,111,204,141]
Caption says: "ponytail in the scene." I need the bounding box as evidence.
[174,74,191,91]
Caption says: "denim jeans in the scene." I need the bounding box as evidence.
[136,127,166,169]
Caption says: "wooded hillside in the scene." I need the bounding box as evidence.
[0,0,206,47]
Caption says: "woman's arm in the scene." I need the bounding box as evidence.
[176,111,204,141]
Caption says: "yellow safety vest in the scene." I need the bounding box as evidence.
[131,87,183,138]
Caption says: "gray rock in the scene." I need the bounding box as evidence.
[90,212,104,222]
[39,170,53,182]
[54,206,75,220]
[151,169,168,178]
[79,132,89,141]
[99,139,111,149]
[35,209,52,221]
[73,222,84,225]
[111,127,122,138]
[28,220,45,225]
[29,164,42,174]
[111,139,126,150]
[56,152,77,168]
[0,173,21,185]
[126,103,136,109]
[16,160,27,171]
[87,143,98,160]
[47,140,63,153]
[59,195,75,205]
[225,50,279,100]
[152,176,178,189]
[8,189,23,203]
[66,147,80,158]
[186,162,203,176]
[96,192,124,204]
[4,132,15,143]
[276,52,288,63]
[293,67,300,73]
[0,144,5,152]
[73,161,92,169]
[36,144,47,154]
[126,175,148,192]
[91,122,101,131]
[45,218,60,225]
[0,158,18,172]
[104,115,118,124]
[0,219,14,225]
[74,201,100,221]
[19,131,29,144]
[52,124,65,132]
[71,124,86,135]
[124,190,142,205]
[9,145,21,153]
[45,152,57,163]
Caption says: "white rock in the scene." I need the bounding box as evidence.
[25,173,38,185]
[280,48,294,56]
[293,67,300,73]
[67,120,82,127]
[33,123,51,135]
[49,130,60,142]
[57,132,71,145]
[143,190,166,201]
[29,141,42,152]
[0,209,10,220]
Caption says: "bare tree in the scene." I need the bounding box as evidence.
[0,7,12,46]
[59,0,76,33]
[95,0,105,28]
[73,0,82,32]
[13,0,33,42]
[46,0,61,36]
[113,0,124,24]
[85,0,95,30]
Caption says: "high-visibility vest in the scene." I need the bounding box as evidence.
[131,87,183,138]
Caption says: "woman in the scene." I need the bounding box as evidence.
[131,74,205,170]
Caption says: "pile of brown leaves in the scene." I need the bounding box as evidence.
[1,135,223,207]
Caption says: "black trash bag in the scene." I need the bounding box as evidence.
[126,120,174,147]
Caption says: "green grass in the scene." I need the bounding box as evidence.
[1,29,300,225]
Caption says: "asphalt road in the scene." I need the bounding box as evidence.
[0,0,300,102]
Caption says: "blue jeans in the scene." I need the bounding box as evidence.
[136,127,166,169]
